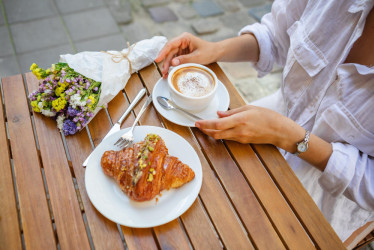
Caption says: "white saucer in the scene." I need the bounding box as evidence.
[152,77,230,127]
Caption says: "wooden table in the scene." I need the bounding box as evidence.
[0,63,345,249]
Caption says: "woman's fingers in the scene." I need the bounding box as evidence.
[161,47,179,77]
[195,115,237,131]
[155,38,183,63]
[156,33,192,62]
[173,52,196,66]
[199,127,243,142]
[217,105,251,118]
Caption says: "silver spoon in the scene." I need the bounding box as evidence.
[157,96,203,120]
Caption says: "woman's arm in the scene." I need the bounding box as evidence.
[196,105,374,211]
[215,34,260,62]
[275,114,332,171]
[195,105,332,171]
[155,32,260,78]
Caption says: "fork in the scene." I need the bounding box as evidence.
[114,94,153,149]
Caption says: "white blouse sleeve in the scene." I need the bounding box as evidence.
[238,0,308,77]
[319,142,374,211]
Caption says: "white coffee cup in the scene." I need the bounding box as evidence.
[167,63,218,112]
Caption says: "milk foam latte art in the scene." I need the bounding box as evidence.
[171,66,215,97]
[167,63,218,112]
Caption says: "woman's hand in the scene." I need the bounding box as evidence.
[196,105,333,171]
[155,32,260,78]
[155,32,218,78]
[195,105,292,146]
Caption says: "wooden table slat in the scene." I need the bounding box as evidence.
[2,75,57,250]
[153,220,191,250]
[121,227,158,250]
[64,128,126,250]
[140,64,254,249]
[252,144,345,249]
[180,199,223,250]
[193,129,285,249]
[25,73,91,249]
[225,141,315,249]
[0,82,22,250]
[212,64,315,248]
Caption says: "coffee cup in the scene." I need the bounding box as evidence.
[167,63,218,112]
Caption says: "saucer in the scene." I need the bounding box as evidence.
[152,77,230,127]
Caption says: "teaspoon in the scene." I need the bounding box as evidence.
[157,96,203,120]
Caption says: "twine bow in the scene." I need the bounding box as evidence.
[102,42,135,73]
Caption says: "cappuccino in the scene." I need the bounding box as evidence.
[171,66,215,97]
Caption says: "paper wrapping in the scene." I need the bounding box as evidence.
[60,36,167,108]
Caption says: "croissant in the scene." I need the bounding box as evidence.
[101,134,195,201]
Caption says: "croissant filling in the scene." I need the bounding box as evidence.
[101,134,195,201]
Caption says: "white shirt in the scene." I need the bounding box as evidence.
[240,0,374,241]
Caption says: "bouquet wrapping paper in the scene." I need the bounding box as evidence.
[60,36,167,107]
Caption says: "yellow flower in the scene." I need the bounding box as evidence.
[46,69,51,74]
[55,82,68,96]
[55,86,64,96]
[52,96,67,112]
[30,63,38,71]
[33,68,42,79]
[87,95,96,108]
[31,101,41,112]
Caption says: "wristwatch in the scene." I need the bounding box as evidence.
[294,130,310,156]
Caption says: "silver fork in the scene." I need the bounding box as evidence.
[114,94,153,149]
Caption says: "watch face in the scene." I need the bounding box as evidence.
[297,142,307,152]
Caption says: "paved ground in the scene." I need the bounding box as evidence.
[0,0,281,103]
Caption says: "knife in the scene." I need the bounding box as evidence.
[82,88,146,167]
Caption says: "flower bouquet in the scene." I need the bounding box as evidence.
[29,62,101,135]
[28,36,167,136]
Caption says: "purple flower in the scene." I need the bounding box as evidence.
[29,92,37,101]
[62,119,77,135]
[67,106,79,117]
[93,87,98,92]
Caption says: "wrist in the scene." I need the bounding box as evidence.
[274,117,305,153]
[214,40,226,62]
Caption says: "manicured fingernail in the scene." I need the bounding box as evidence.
[172,58,180,66]
[195,122,200,128]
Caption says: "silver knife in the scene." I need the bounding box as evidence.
[82,88,146,167]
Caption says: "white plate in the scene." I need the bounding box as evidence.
[153,77,230,127]
[85,126,202,228]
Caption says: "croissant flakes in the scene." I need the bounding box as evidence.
[101,134,195,201]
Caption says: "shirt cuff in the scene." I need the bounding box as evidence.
[318,143,356,197]
[239,23,274,77]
